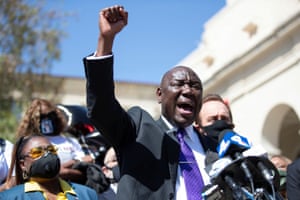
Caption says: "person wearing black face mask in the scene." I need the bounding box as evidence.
[0,135,98,200]
[194,94,235,151]
[202,120,234,141]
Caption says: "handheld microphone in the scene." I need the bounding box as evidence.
[217,129,251,158]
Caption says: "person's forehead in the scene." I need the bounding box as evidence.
[105,148,116,161]
[41,104,53,113]
[23,137,50,150]
[170,68,198,79]
[201,101,230,116]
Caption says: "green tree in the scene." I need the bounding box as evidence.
[0,0,67,141]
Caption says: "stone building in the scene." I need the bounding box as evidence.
[178,0,300,159]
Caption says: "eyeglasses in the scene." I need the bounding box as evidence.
[21,145,58,160]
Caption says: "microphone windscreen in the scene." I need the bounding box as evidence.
[217,129,251,158]
[206,157,233,179]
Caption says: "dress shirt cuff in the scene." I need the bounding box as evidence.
[86,51,113,60]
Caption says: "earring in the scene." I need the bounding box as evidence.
[22,171,29,180]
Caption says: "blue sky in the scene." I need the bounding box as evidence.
[48,1,226,84]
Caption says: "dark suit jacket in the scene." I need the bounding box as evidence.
[83,56,216,200]
[287,157,300,199]
[0,181,98,200]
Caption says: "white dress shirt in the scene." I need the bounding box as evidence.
[161,116,211,200]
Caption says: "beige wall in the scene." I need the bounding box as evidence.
[58,77,161,119]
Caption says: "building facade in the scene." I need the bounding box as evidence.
[58,76,160,119]
[179,0,300,159]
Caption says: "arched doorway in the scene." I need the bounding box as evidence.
[279,108,300,160]
[262,104,300,160]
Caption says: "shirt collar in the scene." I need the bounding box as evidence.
[24,178,76,196]
[59,179,76,195]
[161,115,195,138]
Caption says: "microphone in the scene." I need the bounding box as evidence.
[224,175,245,199]
[216,129,256,193]
[202,151,229,199]
[206,129,282,199]
[205,144,267,180]
[257,161,274,185]
[205,156,232,180]
[216,129,251,158]
[204,151,219,167]
[201,184,225,200]
[242,144,268,158]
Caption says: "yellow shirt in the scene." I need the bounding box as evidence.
[24,178,77,200]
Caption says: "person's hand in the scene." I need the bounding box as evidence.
[100,5,128,38]
[96,5,128,56]
[81,155,94,163]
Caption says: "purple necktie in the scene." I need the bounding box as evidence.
[177,128,204,200]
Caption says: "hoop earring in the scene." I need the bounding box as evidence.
[22,171,29,180]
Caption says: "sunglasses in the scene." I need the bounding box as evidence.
[21,145,58,160]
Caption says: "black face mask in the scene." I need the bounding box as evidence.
[29,153,61,179]
[112,165,120,183]
[106,165,120,183]
[202,120,234,141]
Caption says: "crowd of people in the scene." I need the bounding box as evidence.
[0,98,118,199]
[0,4,299,200]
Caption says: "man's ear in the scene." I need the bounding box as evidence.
[194,121,206,135]
[193,121,199,129]
[156,87,162,104]
[102,166,107,173]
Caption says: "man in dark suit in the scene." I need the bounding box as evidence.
[286,157,300,199]
[83,5,216,200]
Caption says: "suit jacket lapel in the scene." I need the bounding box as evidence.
[156,117,180,190]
